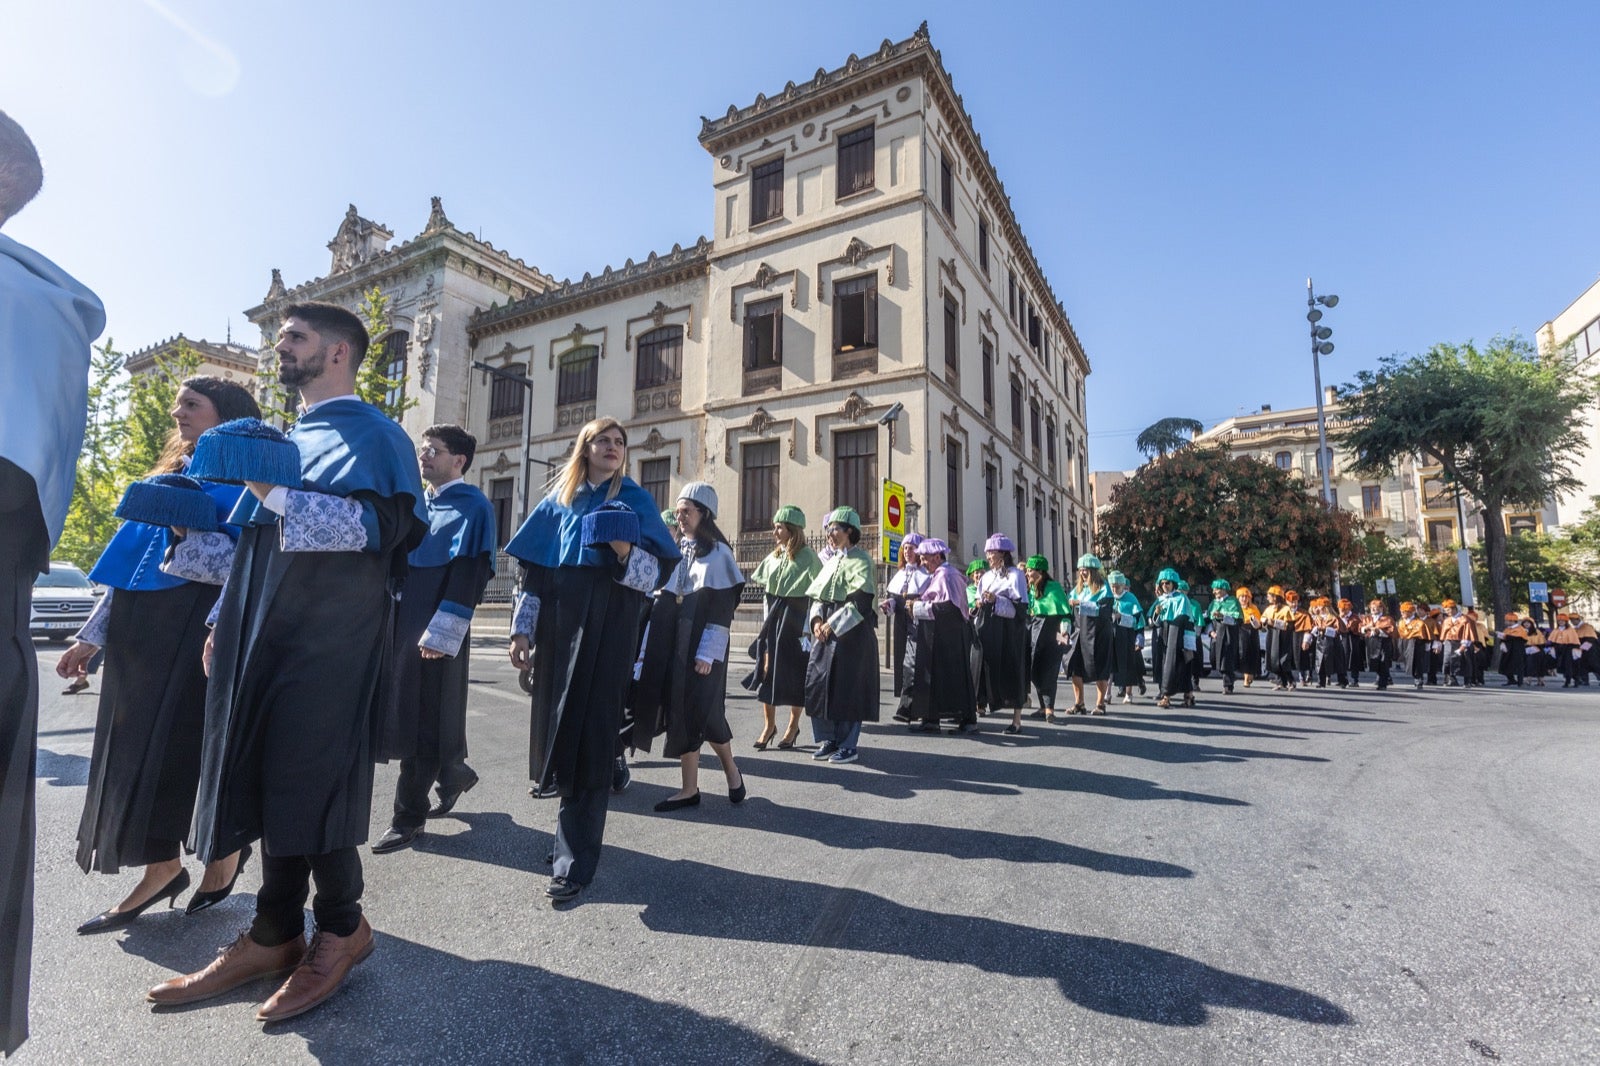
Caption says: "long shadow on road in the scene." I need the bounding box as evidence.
[745,748,1249,807]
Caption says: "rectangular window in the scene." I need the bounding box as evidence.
[744,297,782,370]
[943,295,960,385]
[1034,496,1044,559]
[489,363,525,419]
[556,346,598,406]
[1007,272,1017,322]
[833,274,878,352]
[1014,486,1026,555]
[836,125,875,198]
[640,457,671,512]
[1010,373,1024,436]
[1029,398,1042,457]
[1427,519,1455,551]
[1046,418,1057,474]
[832,428,878,524]
[984,462,997,536]
[946,440,961,539]
[980,337,995,415]
[1507,514,1538,537]
[1362,484,1383,517]
[1028,308,1041,352]
[740,441,780,533]
[635,326,683,389]
[750,156,784,226]
[490,477,515,546]
[1422,477,1452,510]
[978,217,990,275]
[939,151,954,217]
[1049,507,1060,568]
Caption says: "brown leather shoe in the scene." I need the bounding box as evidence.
[147,931,305,1006]
[255,917,374,1023]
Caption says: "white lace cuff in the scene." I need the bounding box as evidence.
[161,531,235,585]
[695,623,731,663]
[512,591,540,639]
[75,587,114,647]
[281,490,371,552]
[420,607,472,657]
[617,548,659,593]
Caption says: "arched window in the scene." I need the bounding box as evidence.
[379,331,409,413]
[635,326,682,389]
[557,345,599,406]
[1274,451,1293,471]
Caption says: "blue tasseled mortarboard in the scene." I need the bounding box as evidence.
[114,473,219,531]
[188,418,303,487]
[580,500,640,547]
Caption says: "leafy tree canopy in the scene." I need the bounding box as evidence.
[1098,445,1361,601]
[1135,416,1204,461]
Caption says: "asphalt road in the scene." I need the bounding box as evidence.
[16,640,1600,1065]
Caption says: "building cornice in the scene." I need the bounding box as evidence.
[468,238,712,341]
[125,334,259,375]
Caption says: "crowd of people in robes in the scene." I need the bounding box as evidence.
[5,100,1599,1054]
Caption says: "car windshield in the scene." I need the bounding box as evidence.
[35,568,92,589]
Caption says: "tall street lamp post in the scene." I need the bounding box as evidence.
[1307,280,1340,597]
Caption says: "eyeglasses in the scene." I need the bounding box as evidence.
[418,446,449,457]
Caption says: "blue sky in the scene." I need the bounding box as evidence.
[6,0,1597,472]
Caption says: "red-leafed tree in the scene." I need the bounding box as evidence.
[1097,446,1361,598]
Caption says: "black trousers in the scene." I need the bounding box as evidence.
[1,539,39,1055]
[251,847,363,945]
[392,658,475,830]
[553,786,609,886]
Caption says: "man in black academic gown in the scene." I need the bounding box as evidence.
[0,110,106,1056]
[149,302,426,1024]
[374,424,496,853]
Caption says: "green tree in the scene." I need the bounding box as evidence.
[355,286,416,422]
[1135,416,1204,462]
[1345,531,1453,605]
[1097,445,1361,599]
[121,341,203,480]
[1338,336,1600,627]
[55,339,129,570]
[1469,532,1595,609]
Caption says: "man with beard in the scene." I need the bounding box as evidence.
[374,424,497,853]
[149,302,426,1022]
[0,109,106,1055]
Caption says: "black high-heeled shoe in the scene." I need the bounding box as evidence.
[776,728,799,750]
[78,868,191,934]
[184,844,252,915]
[752,729,775,751]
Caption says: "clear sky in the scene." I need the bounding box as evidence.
[5,0,1597,473]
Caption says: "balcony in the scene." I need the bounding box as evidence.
[742,366,781,396]
[555,400,596,430]
[634,384,682,417]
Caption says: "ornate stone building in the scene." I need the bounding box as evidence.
[243,198,556,443]
[465,24,1094,565]
[124,334,259,386]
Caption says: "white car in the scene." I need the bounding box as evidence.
[1140,625,1213,676]
[30,561,101,642]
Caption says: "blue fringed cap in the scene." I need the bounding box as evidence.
[580,500,640,547]
[188,418,303,487]
[114,473,218,531]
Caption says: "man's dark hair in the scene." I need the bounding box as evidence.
[424,423,477,472]
[282,301,370,367]
[0,110,44,224]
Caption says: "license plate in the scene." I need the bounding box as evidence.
[41,621,78,629]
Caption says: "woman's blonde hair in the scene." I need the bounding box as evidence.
[550,416,628,507]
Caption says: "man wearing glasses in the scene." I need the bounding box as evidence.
[374,425,497,854]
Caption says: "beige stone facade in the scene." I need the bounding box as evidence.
[465,24,1093,567]
[124,334,259,388]
[1537,273,1600,529]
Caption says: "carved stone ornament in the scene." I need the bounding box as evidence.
[841,391,869,422]
[748,407,776,435]
[640,427,668,453]
[426,196,450,232]
[753,263,777,289]
[841,237,872,266]
[650,300,670,326]
[265,268,287,302]
[490,452,513,473]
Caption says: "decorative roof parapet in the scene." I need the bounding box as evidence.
[469,237,712,339]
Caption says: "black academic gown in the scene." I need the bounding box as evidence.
[191,493,419,862]
[631,542,745,758]
[805,589,880,724]
[1028,615,1067,706]
[76,581,218,872]
[1154,615,1194,698]
[752,593,810,708]
[902,602,977,724]
[0,468,46,1056]
[387,553,493,765]
[976,604,1030,710]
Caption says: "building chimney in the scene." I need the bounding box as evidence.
[1260,404,1272,412]
[1324,386,1337,405]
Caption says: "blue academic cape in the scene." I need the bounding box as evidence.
[89,481,244,592]
[505,478,679,570]
[0,234,106,550]
[409,482,498,570]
